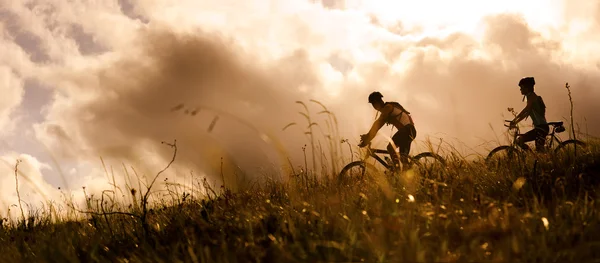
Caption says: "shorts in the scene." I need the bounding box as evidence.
[391,124,417,155]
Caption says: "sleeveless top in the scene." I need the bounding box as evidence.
[526,92,547,127]
[385,102,414,128]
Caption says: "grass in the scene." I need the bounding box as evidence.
[0,137,599,262]
[2,90,599,262]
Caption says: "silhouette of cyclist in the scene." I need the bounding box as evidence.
[509,77,549,152]
[358,91,416,170]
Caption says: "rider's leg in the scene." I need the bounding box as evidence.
[386,142,400,171]
[387,129,405,170]
[516,135,530,150]
[401,124,416,164]
[387,130,402,170]
[392,124,417,167]
[534,125,550,152]
[517,129,539,151]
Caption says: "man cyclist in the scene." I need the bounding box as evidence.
[509,77,549,152]
[358,91,416,170]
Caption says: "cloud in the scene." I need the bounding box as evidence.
[33,26,321,183]
[33,3,600,158]
[0,66,25,136]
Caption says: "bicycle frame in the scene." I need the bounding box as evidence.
[337,141,447,182]
[546,127,565,149]
[503,120,565,150]
[361,144,394,170]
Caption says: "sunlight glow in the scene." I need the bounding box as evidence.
[347,0,564,38]
[315,0,574,101]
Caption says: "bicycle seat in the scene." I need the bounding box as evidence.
[548,121,564,126]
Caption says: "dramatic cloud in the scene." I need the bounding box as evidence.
[1,0,599,215]
[0,66,24,136]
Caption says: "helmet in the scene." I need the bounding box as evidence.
[518,77,535,87]
[368,91,383,103]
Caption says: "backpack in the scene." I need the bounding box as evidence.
[386,102,411,115]
[384,102,413,126]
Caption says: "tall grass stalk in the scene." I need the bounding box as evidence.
[310,99,341,176]
[565,82,577,157]
[296,101,318,175]
[13,159,25,225]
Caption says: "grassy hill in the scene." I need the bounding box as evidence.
[1,142,599,262]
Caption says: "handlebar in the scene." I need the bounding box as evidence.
[503,120,522,136]
[358,141,372,148]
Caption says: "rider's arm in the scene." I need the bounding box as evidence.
[364,104,393,142]
[512,96,533,124]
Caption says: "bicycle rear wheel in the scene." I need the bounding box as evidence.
[554,139,587,157]
[338,161,366,184]
[411,152,446,171]
[337,161,380,185]
[407,152,445,182]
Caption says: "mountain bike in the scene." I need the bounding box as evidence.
[485,120,587,165]
[337,141,446,184]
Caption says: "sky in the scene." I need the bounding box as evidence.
[1,0,599,218]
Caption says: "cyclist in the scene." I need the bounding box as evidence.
[509,77,549,152]
[358,91,416,170]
